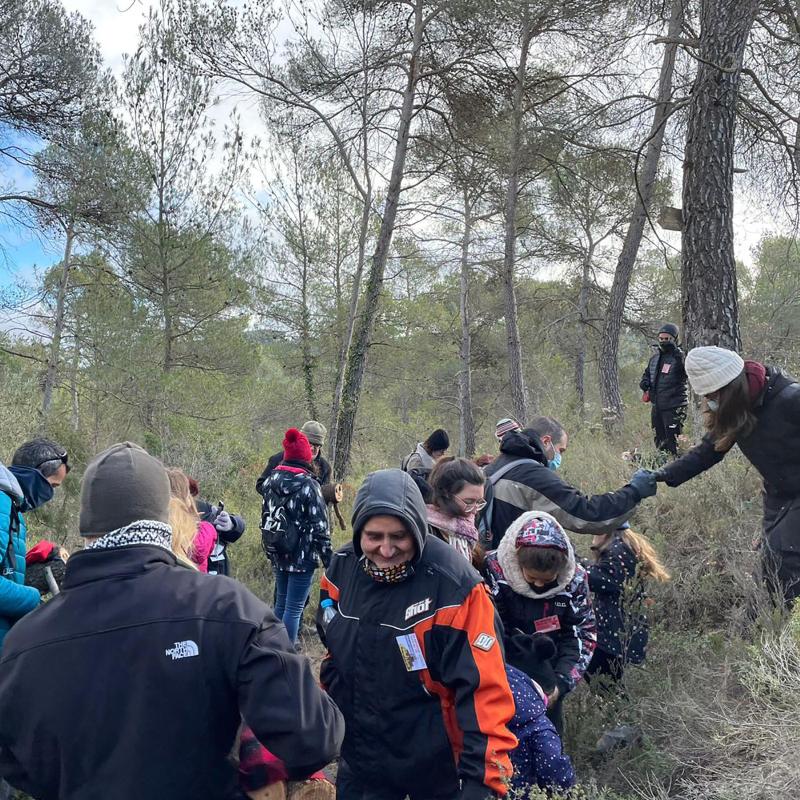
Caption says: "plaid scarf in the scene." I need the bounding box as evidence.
[85,520,173,554]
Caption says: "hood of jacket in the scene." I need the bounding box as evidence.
[351,469,428,561]
[264,467,314,498]
[0,463,23,503]
[498,430,548,466]
[496,510,576,599]
[412,442,435,471]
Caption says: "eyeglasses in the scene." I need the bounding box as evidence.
[455,496,487,512]
[36,451,70,475]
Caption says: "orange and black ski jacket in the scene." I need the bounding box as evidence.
[318,535,516,799]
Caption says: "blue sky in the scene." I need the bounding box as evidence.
[0,0,779,297]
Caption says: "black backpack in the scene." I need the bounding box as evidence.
[260,491,301,557]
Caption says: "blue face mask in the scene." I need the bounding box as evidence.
[547,442,562,472]
[707,399,719,412]
[9,466,55,512]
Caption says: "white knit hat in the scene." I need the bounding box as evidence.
[685,346,745,395]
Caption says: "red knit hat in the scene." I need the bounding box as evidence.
[283,428,313,463]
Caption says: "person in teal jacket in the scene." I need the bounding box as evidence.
[0,438,68,649]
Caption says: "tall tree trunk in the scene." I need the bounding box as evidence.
[682,0,757,351]
[501,14,533,425]
[69,325,81,432]
[599,0,683,432]
[328,34,374,467]
[328,189,370,466]
[459,188,476,458]
[293,150,318,420]
[41,219,75,418]
[332,1,425,480]
[574,244,594,420]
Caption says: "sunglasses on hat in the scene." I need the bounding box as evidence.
[36,450,70,475]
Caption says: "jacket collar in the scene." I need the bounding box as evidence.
[62,545,178,590]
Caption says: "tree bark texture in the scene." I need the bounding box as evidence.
[41,219,75,418]
[459,189,476,458]
[501,14,533,426]
[332,2,424,480]
[599,0,683,432]
[681,0,758,352]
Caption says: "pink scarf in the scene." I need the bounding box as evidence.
[426,504,479,544]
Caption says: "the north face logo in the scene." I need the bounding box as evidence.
[405,598,432,621]
[166,640,199,660]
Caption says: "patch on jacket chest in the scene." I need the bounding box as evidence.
[404,597,432,620]
[472,633,497,651]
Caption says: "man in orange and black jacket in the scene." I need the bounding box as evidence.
[317,468,516,800]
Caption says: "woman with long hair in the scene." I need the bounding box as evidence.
[166,468,216,572]
[656,347,800,604]
[584,524,670,687]
[426,457,485,564]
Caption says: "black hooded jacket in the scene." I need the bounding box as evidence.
[0,545,343,800]
[317,469,516,800]
[482,431,644,547]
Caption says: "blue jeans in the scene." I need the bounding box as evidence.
[273,569,315,643]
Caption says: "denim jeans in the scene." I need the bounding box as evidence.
[273,569,316,643]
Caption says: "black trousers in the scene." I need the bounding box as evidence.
[762,495,800,606]
[336,760,457,800]
[545,694,565,736]
[585,649,626,696]
[651,405,686,455]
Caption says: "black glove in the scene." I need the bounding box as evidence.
[630,468,657,498]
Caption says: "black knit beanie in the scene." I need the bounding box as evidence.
[658,323,679,339]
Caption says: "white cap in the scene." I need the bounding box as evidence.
[685,346,745,396]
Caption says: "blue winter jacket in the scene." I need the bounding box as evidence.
[0,465,39,650]
[506,665,575,792]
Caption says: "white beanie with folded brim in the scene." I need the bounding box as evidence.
[685,346,745,395]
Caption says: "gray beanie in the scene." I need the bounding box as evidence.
[79,442,171,536]
[300,420,327,446]
[685,346,745,396]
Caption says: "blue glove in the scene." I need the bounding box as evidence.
[630,469,657,499]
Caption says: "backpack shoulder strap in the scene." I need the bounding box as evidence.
[486,457,541,485]
[478,458,541,546]
[1,491,20,575]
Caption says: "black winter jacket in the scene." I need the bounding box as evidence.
[639,345,688,409]
[0,545,343,800]
[483,431,643,547]
[584,534,647,663]
[659,367,800,552]
[256,452,332,494]
[196,499,246,576]
[318,469,516,800]
[483,517,597,696]
[261,467,331,572]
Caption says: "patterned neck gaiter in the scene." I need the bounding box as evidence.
[85,520,173,554]
[361,556,413,584]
